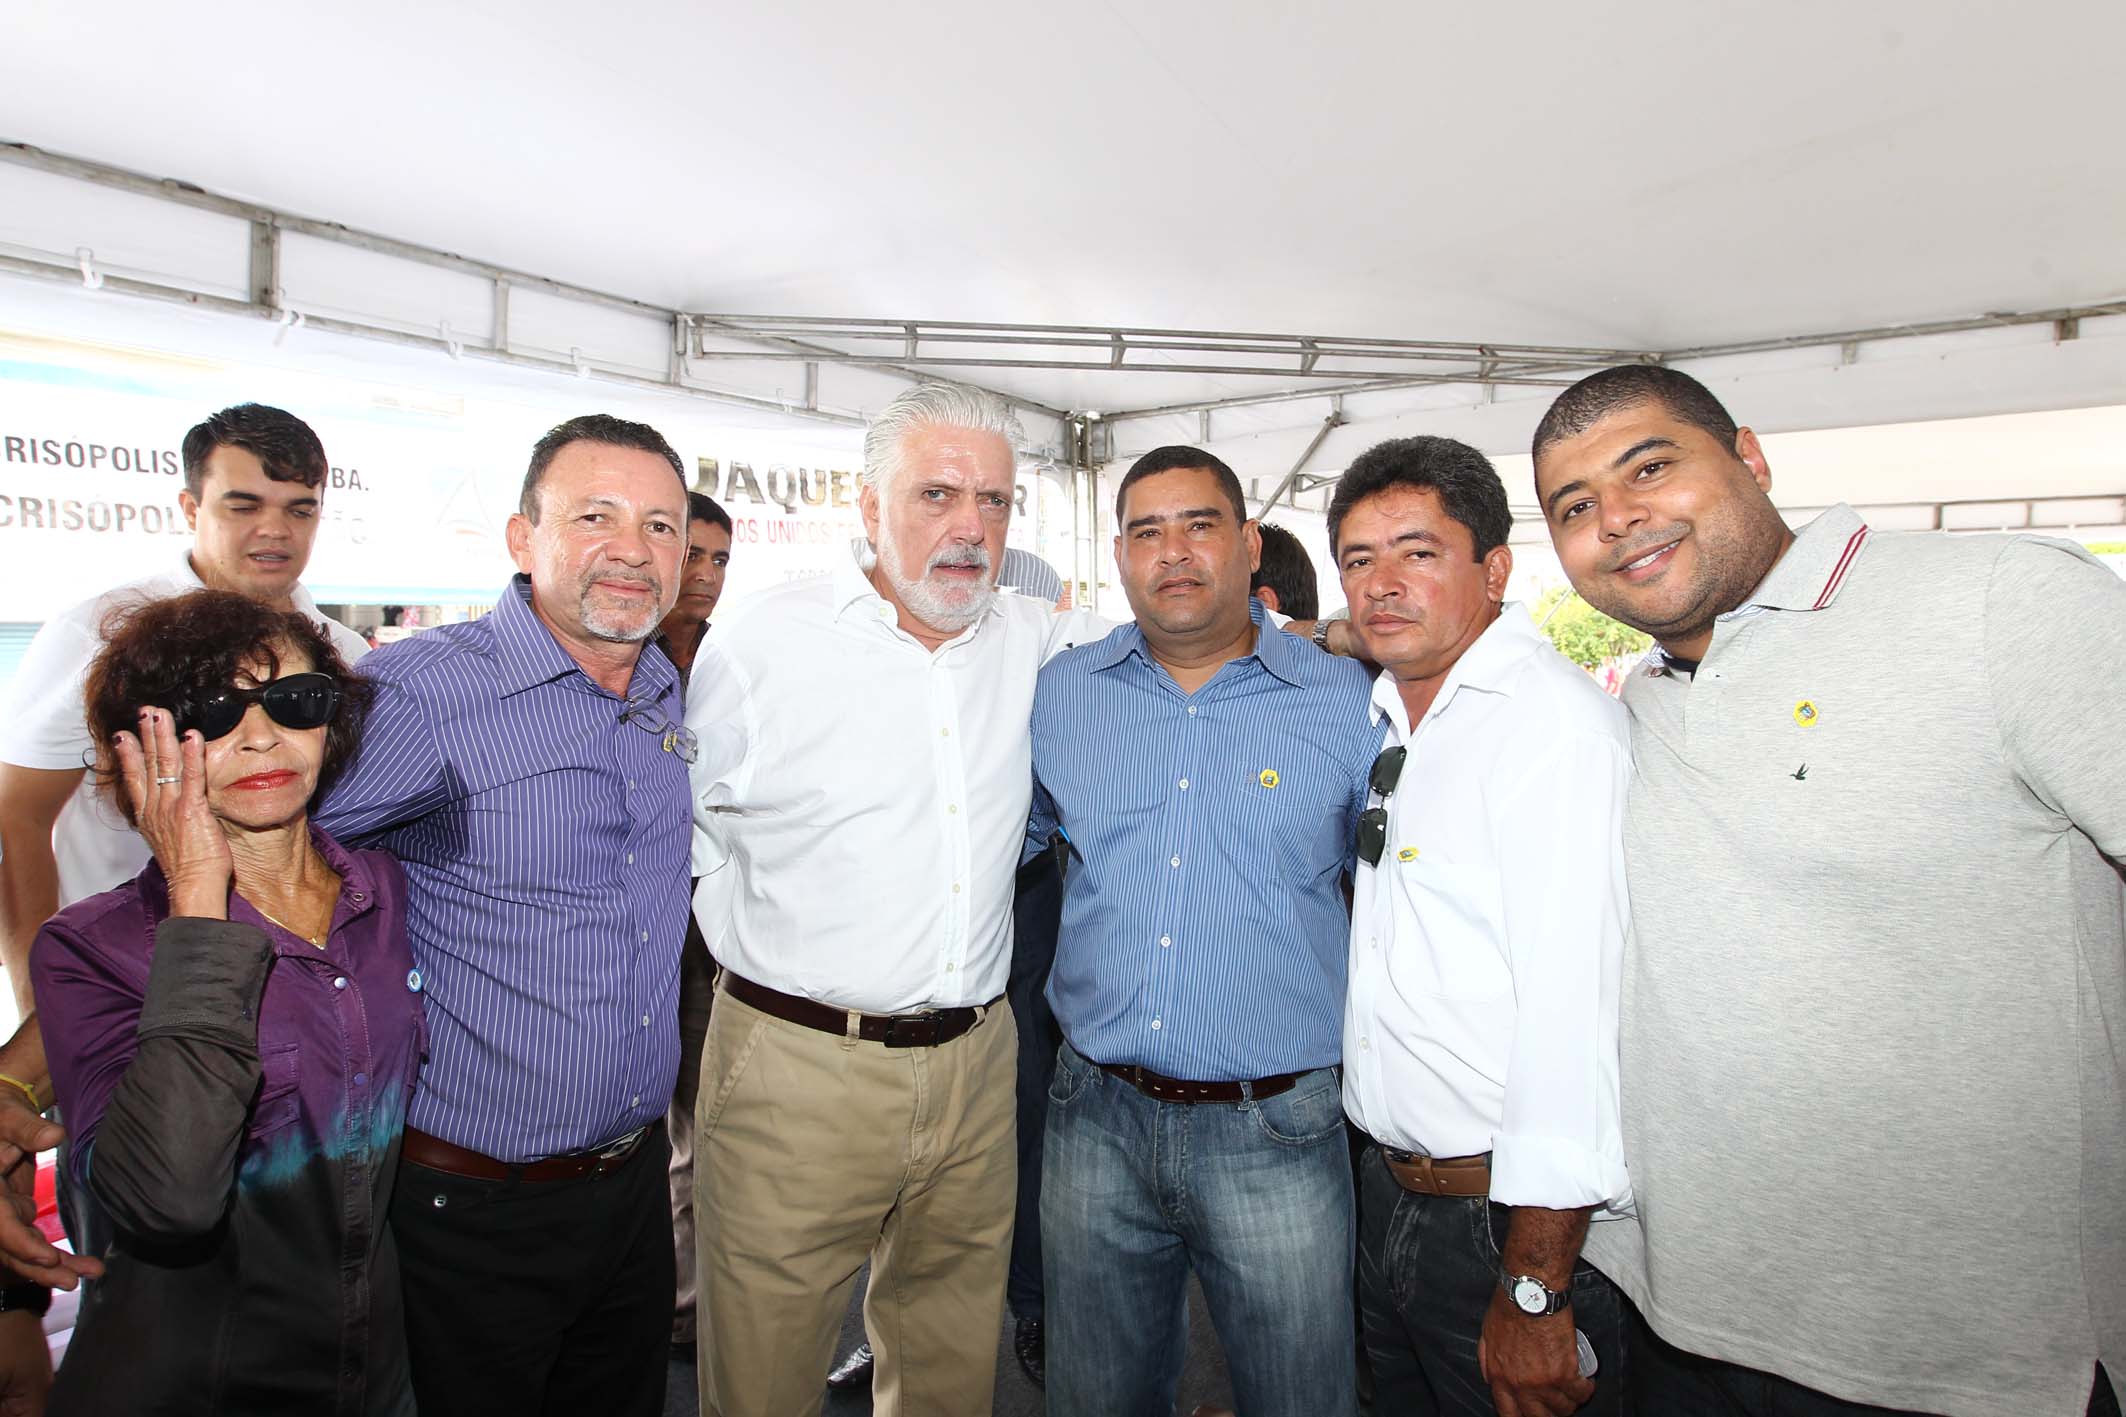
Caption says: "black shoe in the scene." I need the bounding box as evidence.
[826,1342,875,1391]
[1014,1316,1045,1389]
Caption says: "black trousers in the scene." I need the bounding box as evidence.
[1357,1146,1629,1417]
[1005,849,1065,1323]
[390,1125,676,1417]
[1634,1311,2122,1417]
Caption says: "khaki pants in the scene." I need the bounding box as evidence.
[695,981,1017,1417]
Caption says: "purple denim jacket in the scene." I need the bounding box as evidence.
[33,827,425,1416]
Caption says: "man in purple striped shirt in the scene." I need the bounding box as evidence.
[315,413,695,1417]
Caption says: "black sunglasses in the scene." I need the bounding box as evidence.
[178,672,341,742]
[1355,744,1407,868]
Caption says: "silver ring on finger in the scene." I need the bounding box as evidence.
[154,775,181,785]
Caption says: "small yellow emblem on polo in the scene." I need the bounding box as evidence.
[1258,769,1280,788]
[1396,847,1420,862]
[1793,699,1820,727]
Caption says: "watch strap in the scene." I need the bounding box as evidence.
[0,1283,51,1318]
[1503,1270,1570,1316]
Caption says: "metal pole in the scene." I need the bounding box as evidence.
[1256,408,1346,516]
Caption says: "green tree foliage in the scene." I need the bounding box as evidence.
[1529,586,1651,670]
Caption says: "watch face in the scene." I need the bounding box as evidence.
[1511,1276,1551,1314]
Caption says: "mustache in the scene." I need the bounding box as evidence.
[1605,526,1688,573]
[927,545,992,573]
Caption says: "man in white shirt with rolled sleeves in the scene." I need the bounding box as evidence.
[1332,435,1633,1417]
[682,384,1106,1417]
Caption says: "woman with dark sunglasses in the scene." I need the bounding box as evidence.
[30,588,423,1415]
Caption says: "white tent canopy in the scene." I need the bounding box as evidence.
[3,0,2123,606]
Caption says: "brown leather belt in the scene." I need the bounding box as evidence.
[402,1123,654,1184]
[723,972,995,1049]
[1095,1059,1299,1104]
[1380,1146,1491,1198]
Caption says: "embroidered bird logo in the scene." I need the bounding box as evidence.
[1791,764,1808,781]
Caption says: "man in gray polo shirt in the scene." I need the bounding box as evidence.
[1532,364,2125,1417]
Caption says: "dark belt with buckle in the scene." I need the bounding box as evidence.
[1094,1058,1299,1104]
[1379,1146,1491,1197]
[723,971,994,1048]
[403,1123,654,1183]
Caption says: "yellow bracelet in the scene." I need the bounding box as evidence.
[0,1074,42,1113]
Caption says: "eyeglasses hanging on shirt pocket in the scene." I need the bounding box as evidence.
[1355,745,1407,868]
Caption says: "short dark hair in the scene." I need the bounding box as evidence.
[1113,446,1248,527]
[1531,365,1740,464]
[1251,523,1319,620]
[85,589,374,829]
[687,491,732,535]
[520,414,687,522]
[1327,437,1511,559]
[181,404,328,498]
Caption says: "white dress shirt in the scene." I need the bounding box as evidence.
[1342,606,1634,1211]
[686,542,1107,1013]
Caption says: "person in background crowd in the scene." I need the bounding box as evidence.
[1250,520,1320,621]
[658,488,732,1364]
[0,403,368,1022]
[1031,446,1378,1417]
[655,491,733,683]
[33,589,417,1415]
[824,544,1073,1396]
[1332,436,1633,1417]
[1535,364,2126,1417]
[685,384,1109,1417]
[314,413,693,1417]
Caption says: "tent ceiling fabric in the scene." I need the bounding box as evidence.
[4,0,2123,418]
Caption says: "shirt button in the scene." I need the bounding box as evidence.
[1150,1018,1162,1030]
[940,727,950,737]
[1360,1037,1372,1052]
[333,976,348,990]
[952,883,961,894]
[641,1015,651,1028]
[640,931,649,943]
[1186,705,1197,716]
[631,1095,641,1108]
[627,853,635,865]
[354,1072,368,1086]
[432,1194,448,1209]
[1159,936,1171,948]
[350,892,365,903]
[945,963,957,973]
[947,804,958,814]
[1169,856,1180,869]
[406,969,423,992]
[1177,778,1189,791]
[628,780,635,790]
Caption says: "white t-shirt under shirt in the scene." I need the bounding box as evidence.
[0,553,369,910]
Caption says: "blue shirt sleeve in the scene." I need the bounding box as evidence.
[313,672,453,845]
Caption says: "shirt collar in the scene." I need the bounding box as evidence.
[487,574,678,703]
[1092,596,1304,687]
[1367,603,1543,727]
[1739,504,1872,613]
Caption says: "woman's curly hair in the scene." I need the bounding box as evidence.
[84,589,374,828]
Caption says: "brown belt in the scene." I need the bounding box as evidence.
[402,1123,654,1184]
[723,972,995,1048]
[1379,1146,1491,1198]
[1095,1059,1299,1104]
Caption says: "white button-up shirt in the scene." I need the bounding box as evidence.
[685,542,1104,1013]
[1342,606,1635,1211]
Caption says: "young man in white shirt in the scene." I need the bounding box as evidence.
[0,402,368,1017]
[1334,436,1634,1417]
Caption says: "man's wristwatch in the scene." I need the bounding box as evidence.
[1502,1270,1570,1317]
[0,1283,51,1318]
[1311,618,1332,652]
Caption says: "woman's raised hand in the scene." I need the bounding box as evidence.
[112,707,232,918]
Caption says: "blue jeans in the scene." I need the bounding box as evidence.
[1041,1041,1357,1417]
[1356,1145,1628,1416]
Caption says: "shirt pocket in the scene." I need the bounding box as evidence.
[253,1042,303,1134]
[1387,854,1511,1001]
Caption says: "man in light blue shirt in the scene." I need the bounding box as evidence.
[1030,445,1380,1417]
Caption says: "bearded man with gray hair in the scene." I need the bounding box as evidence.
[682,384,1109,1416]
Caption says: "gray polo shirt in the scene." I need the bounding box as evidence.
[1581,504,2126,1417]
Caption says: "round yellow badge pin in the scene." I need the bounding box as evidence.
[1793,700,1820,727]
[1258,769,1280,789]
[1396,847,1420,862]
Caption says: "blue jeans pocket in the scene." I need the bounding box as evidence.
[1246,1073,1345,1146]
[1048,1043,1094,1106]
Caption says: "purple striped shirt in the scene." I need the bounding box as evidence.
[315,576,691,1162]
